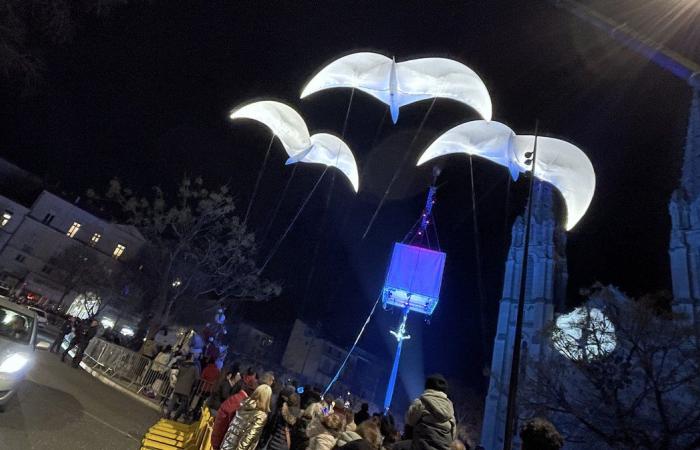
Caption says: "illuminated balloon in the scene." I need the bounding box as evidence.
[301,52,492,123]
[552,307,616,361]
[416,120,595,230]
[230,101,359,192]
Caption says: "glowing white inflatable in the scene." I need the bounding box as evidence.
[553,307,616,361]
[301,52,492,123]
[416,120,595,230]
[231,101,359,192]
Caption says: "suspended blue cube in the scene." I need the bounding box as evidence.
[382,243,447,315]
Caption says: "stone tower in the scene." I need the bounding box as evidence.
[480,181,568,449]
[669,82,700,323]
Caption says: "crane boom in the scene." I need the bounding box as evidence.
[552,0,700,87]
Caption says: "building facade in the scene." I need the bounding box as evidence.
[481,182,568,449]
[0,190,145,318]
[281,319,385,406]
[669,83,700,324]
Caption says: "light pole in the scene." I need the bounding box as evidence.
[503,122,539,450]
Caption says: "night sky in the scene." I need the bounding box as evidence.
[1,1,699,403]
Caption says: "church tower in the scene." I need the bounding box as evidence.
[480,181,568,450]
[669,81,700,323]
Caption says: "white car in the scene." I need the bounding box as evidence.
[26,307,48,329]
[0,298,41,411]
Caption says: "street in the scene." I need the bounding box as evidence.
[0,331,159,450]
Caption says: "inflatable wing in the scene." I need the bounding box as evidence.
[513,136,595,231]
[230,101,311,157]
[416,120,520,180]
[396,58,492,121]
[301,52,491,123]
[286,133,359,192]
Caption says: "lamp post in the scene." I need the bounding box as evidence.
[503,122,539,450]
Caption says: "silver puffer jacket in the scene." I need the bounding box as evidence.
[221,398,268,450]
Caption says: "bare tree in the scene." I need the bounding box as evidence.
[89,177,281,337]
[447,378,484,447]
[524,284,700,450]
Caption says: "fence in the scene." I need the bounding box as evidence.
[68,337,213,408]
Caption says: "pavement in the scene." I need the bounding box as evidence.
[0,330,159,449]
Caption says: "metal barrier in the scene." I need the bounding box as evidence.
[76,338,216,411]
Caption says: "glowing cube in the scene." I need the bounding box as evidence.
[382,243,446,315]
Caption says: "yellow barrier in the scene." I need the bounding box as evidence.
[141,407,214,450]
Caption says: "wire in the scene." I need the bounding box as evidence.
[361,97,439,240]
[243,134,275,227]
[260,165,297,247]
[468,156,490,384]
[323,292,382,396]
[257,166,329,275]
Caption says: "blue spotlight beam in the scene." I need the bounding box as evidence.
[384,305,411,413]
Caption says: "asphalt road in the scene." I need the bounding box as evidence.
[0,331,159,449]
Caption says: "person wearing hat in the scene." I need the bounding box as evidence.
[405,374,457,450]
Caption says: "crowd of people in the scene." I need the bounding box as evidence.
[197,371,564,450]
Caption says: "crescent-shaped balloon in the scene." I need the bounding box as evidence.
[512,136,595,231]
[416,121,595,230]
[230,100,311,157]
[301,52,492,123]
[230,100,360,192]
[286,133,360,192]
[416,120,521,181]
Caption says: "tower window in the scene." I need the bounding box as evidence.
[90,233,101,246]
[42,213,55,225]
[67,222,81,238]
[1,210,12,227]
[41,265,52,275]
[113,243,126,259]
[14,254,25,263]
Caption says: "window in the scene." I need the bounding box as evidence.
[41,265,52,275]
[1,210,12,227]
[66,222,81,238]
[42,213,55,225]
[14,254,25,263]
[90,233,101,246]
[113,243,126,259]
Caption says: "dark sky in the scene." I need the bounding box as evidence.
[1,0,699,403]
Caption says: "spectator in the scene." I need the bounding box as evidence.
[405,374,456,450]
[519,418,564,450]
[211,380,258,450]
[290,389,323,450]
[166,353,201,421]
[201,358,221,394]
[259,371,275,387]
[354,403,370,426]
[307,413,343,450]
[50,316,73,353]
[337,419,382,450]
[61,319,98,368]
[220,384,272,450]
[208,363,242,412]
[262,387,300,450]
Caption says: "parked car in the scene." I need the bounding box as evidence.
[26,307,48,329]
[0,297,43,411]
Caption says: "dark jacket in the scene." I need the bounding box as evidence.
[59,319,72,335]
[209,379,237,411]
[264,403,298,450]
[173,360,200,396]
[80,323,98,344]
[337,440,374,450]
[405,389,456,450]
[353,410,370,426]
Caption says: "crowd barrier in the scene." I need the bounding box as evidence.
[141,406,214,450]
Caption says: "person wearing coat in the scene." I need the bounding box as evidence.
[262,389,300,450]
[166,354,201,421]
[221,384,273,450]
[208,364,242,412]
[405,374,457,450]
[211,380,257,449]
[50,316,74,353]
[306,413,343,450]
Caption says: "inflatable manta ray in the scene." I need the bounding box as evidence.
[230,100,360,192]
[301,52,492,123]
[417,120,595,230]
